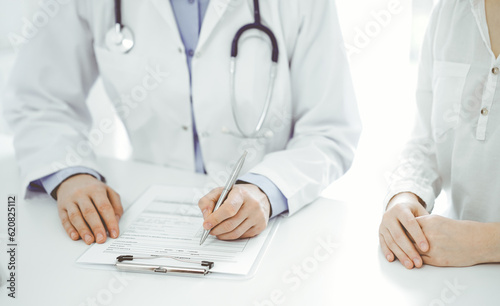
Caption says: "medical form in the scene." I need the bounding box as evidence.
[77,186,279,277]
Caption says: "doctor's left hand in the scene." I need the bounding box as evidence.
[198,184,271,240]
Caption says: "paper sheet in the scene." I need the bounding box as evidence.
[77,186,277,276]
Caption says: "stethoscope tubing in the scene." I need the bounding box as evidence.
[230,0,279,138]
[109,0,279,138]
[114,0,122,26]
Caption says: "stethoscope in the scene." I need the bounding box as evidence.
[106,0,279,138]
[105,0,134,54]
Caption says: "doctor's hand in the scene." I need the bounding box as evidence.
[198,184,271,240]
[379,192,430,269]
[56,174,123,245]
[415,215,500,267]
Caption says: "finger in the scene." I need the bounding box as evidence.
[382,228,416,269]
[210,214,247,236]
[421,254,432,262]
[216,218,254,240]
[404,228,416,244]
[419,254,436,266]
[239,223,266,239]
[415,204,430,216]
[58,209,80,241]
[235,202,268,239]
[210,200,255,236]
[399,210,429,252]
[379,233,395,262]
[77,197,107,244]
[203,188,245,230]
[387,221,423,268]
[66,202,95,245]
[198,187,223,219]
[413,242,429,256]
[107,187,124,221]
[91,192,119,239]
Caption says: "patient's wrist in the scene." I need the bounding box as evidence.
[386,192,425,211]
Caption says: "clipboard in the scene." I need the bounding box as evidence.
[76,185,281,279]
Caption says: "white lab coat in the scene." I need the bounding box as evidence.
[3,0,361,215]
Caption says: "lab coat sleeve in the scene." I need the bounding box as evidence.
[39,167,104,199]
[247,0,362,216]
[2,2,102,198]
[383,3,444,212]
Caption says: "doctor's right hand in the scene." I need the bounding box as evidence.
[379,192,430,269]
[56,174,123,245]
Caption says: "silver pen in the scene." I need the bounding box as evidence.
[199,151,248,245]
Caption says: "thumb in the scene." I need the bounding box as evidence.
[198,187,223,219]
[415,215,428,224]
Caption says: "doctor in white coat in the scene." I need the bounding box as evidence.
[3,0,360,244]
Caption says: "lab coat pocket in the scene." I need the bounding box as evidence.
[431,61,470,140]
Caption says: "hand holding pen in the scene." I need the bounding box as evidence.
[198,151,272,244]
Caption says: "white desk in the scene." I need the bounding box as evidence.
[0,135,498,306]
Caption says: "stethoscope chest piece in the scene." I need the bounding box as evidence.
[106,24,135,54]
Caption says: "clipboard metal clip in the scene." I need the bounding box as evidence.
[115,255,214,276]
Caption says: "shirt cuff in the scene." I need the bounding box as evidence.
[35,166,103,199]
[237,173,289,218]
[383,181,436,213]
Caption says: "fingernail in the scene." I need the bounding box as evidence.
[413,258,421,267]
[70,232,78,240]
[111,230,118,238]
[203,222,212,230]
[115,214,121,221]
[96,233,104,242]
[202,209,208,218]
[386,254,392,261]
[420,242,428,251]
[404,260,412,268]
[85,234,93,244]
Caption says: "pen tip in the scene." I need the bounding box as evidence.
[200,231,209,245]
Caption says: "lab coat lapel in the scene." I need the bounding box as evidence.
[197,0,230,50]
[151,0,182,38]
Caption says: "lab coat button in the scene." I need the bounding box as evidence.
[492,67,499,75]
[481,108,489,116]
[182,125,189,131]
[221,126,229,133]
[265,131,274,138]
